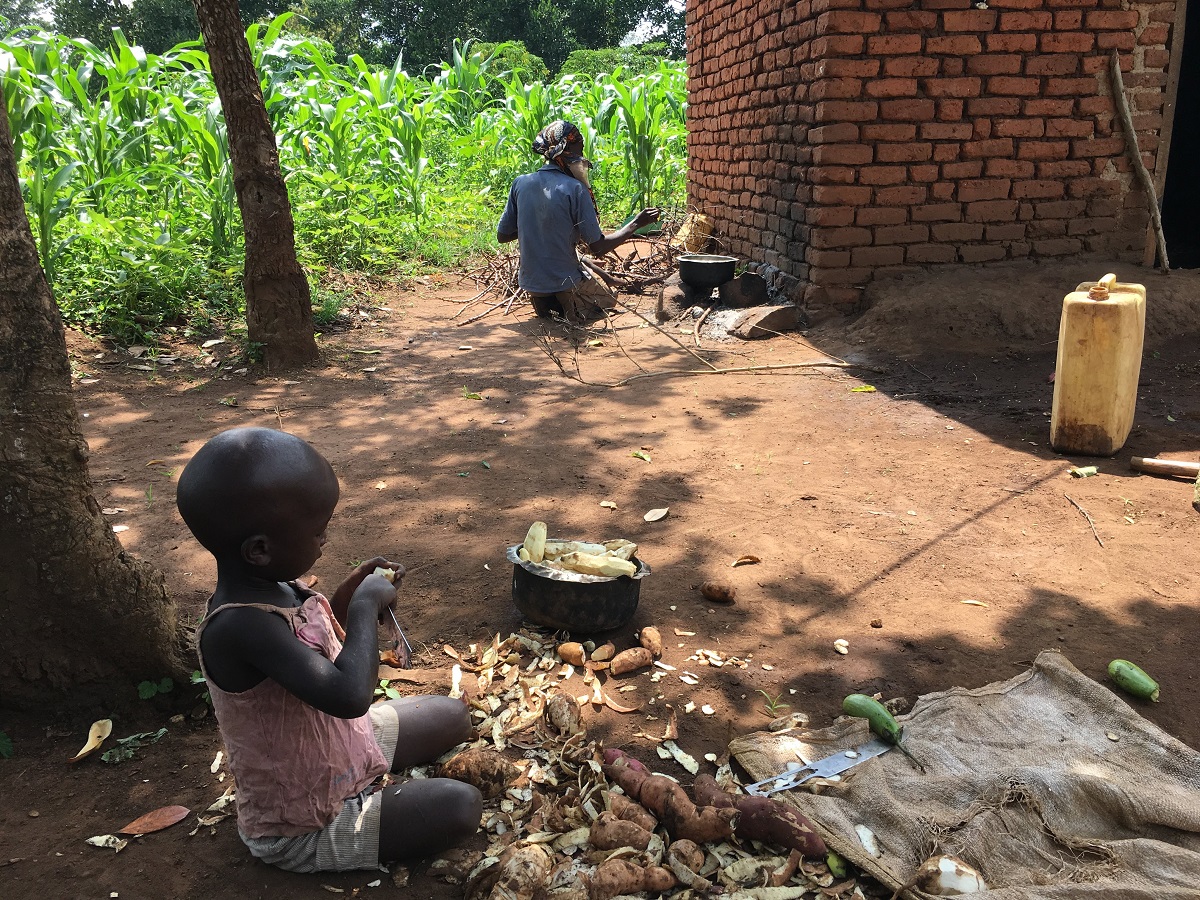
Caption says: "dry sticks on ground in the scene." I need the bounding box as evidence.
[459,228,682,328]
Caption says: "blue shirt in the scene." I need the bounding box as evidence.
[497,165,605,294]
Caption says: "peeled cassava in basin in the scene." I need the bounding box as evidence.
[507,541,650,633]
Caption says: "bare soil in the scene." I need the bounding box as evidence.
[2,257,1199,900]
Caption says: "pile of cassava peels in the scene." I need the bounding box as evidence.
[415,630,884,900]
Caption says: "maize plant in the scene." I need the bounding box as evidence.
[1,18,687,339]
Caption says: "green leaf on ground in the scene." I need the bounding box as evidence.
[101,728,168,764]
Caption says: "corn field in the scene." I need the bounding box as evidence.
[0,16,687,339]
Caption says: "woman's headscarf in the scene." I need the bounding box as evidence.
[534,120,597,212]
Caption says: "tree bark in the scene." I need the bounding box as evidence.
[0,107,186,707]
[193,0,319,370]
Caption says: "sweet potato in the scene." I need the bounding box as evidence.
[603,760,737,843]
[609,647,654,675]
[666,839,710,890]
[440,748,519,800]
[692,773,826,857]
[588,859,674,900]
[588,811,653,851]
[667,838,703,872]
[700,581,737,603]
[600,748,649,772]
[608,792,657,832]
[638,626,664,658]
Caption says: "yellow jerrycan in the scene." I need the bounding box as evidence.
[1050,273,1146,456]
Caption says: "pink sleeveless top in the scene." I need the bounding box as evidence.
[196,590,389,838]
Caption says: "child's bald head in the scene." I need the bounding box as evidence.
[177,427,338,560]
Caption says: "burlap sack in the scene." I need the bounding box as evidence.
[730,651,1200,898]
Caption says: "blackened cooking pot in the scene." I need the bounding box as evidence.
[506,543,650,634]
[678,253,737,290]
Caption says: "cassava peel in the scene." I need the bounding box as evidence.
[439,748,519,800]
[692,773,826,857]
[488,843,553,900]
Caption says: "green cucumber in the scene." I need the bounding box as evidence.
[1107,659,1160,702]
[842,693,903,743]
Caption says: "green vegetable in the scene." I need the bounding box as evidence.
[826,850,848,879]
[842,693,903,744]
[1107,659,1160,702]
[843,693,926,772]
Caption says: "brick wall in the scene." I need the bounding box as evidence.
[686,0,1178,315]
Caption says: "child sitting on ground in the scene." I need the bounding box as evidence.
[177,426,482,873]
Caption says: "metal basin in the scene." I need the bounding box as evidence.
[507,543,650,634]
[678,253,737,290]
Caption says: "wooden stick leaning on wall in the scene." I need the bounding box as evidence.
[1110,50,1170,274]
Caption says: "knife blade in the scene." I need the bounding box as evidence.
[744,737,893,796]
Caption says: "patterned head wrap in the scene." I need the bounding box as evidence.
[533,120,597,212]
[533,120,585,165]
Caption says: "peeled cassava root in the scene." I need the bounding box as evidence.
[518,523,640,578]
[609,647,654,675]
[692,773,826,857]
[602,751,737,843]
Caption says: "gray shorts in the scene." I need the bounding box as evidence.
[239,703,399,873]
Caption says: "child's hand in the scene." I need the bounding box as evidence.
[354,572,400,621]
[331,556,403,623]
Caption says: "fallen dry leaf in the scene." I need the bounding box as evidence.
[961,599,989,608]
[118,805,191,835]
[69,719,112,763]
[731,554,761,567]
[643,507,669,522]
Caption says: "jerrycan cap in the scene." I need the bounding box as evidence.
[1088,273,1118,300]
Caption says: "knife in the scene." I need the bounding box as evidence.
[744,737,893,796]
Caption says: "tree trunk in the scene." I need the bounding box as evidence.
[0,108,186,707]
[193,0,319,370]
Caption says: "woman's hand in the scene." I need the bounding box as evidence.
[632,207,662,229]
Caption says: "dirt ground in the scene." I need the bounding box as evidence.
[2,255,1199,900]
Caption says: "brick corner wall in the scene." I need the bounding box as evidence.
[687,0,1177,317]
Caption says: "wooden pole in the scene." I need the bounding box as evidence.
[1110,50,1169,274]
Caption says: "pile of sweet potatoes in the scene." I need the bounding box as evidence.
[602,749,826,858]
[464,747,828,900]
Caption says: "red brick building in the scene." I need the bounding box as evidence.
[686,0,1194,317]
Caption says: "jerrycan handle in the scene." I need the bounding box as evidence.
[1087,273,1118,300]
